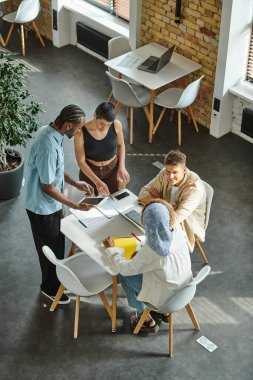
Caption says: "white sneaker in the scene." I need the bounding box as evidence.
[41,290,70,304]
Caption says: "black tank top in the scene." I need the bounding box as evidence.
[83,123,117,162]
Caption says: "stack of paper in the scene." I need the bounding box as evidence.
[70,207,107,228]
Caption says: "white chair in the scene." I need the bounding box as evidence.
[106,70,150,144]
[133,265,211,358]
[153,76,204,145]
[42,246,113,339]
[3,0,45,56]
[107,36,139,101]
[195,181,214,264]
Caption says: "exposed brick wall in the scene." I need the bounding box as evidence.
[141,0,222,128]
[5,0,52,41]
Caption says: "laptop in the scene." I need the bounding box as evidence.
[107,190,144,230]
[137,45,175,73]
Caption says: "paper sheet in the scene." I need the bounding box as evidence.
[70,207,107,228]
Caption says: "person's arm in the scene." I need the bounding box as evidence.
[42,182,93,211]
[103,237,160,276]
[138,170,165,205]
[64,173,94,195]
[74,129,109,195]
[115,120,130,183]
[174,183,205,224]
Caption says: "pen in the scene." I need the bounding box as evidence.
[108,194,114,201]
[131,232,141,242]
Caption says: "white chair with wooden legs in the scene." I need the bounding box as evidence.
[153,75,204,145]
[106,71,150,144]
[42,246,113,339]
[107,36,139,101]
[133,265,211,358]
[195,181,214,264]
[3,0,44,56]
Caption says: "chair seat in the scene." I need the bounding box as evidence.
[3,10,36,24]
[2,11,17,23]
[155,87,184,109]
[131,84,150,106]
[59,253,113,296]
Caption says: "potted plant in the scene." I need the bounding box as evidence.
[0,52,42,200]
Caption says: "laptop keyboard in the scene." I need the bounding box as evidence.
[148,61,159,71]
[125,210,142,226]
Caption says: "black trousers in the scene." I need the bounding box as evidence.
[26,209,65,295]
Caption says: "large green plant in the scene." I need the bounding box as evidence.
[0,52,42,171]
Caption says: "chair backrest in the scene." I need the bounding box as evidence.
[157,265,211,314]
[42,246,91,296]
[15,0,41,24]
[176,75,204,109]
[106,71,146,108]
[63,185,84,216]
[202,181,214,230]
[108,36,131,77]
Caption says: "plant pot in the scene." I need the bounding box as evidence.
[0,149,24,200]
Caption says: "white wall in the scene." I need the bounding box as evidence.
[210,0,253,138]
[51,0,142,53]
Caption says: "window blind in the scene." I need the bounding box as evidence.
[247,28,253,82]
[115,0,130,21]
[85,0,129,21]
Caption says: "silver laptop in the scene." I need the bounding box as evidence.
[108,190,143,230]
[137,45,175,73]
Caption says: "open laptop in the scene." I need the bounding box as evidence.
[137,45,175,73]
[106,190,144,230]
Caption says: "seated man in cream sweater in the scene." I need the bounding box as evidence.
[138,150,206,252]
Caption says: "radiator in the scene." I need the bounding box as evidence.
[241,108,253,138]
[76,22,110,58]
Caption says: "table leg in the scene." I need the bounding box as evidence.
[68,242,77,257]
[111,275,117,332]
[149,90,155,143]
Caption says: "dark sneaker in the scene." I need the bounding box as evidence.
[130,313,159,336]
[41,290,70,304]
[150,310,169,324]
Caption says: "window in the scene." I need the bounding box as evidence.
[247,27,253,82]
[85,0,130,21]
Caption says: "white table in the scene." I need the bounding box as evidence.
[105,42,202,142]
[52,189,144,332]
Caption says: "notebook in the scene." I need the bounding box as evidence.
[112,235,145,260]
[137,45,175,73]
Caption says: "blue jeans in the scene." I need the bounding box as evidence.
[118,273,145,314]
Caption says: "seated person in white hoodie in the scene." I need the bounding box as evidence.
[103,200,192,334]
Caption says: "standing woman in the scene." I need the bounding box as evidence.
[74,102,130,195]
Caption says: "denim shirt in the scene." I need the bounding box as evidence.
[23,125,64,215]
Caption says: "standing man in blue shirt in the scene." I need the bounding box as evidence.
[24,105,94,304]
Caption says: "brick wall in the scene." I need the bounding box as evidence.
[5,0,52,40]
[141,0,222,128]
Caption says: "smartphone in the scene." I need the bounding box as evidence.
[79,197,106,206]
[115,192,130,201]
